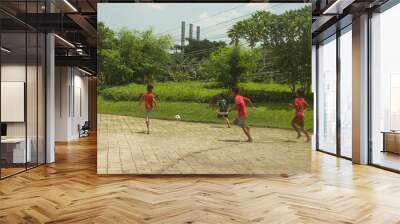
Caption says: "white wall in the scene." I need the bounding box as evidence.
[1,63,46,164]
[1,65,40,137]
[55,67,89,141]
[55,66,70,141]
[73,73,89,137]
[1,64,26,138]
[1,64,26,82]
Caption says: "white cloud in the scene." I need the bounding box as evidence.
[196,10,244,41]
[198,10,241,28]
[199,12,209,19]
[245,3,270,10]
[144,3,165,10]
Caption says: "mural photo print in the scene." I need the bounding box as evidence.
[97,3,312,174]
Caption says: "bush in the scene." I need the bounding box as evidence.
[99,81,313,104]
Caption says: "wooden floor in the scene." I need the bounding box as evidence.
[0,167,26,178]
[372,151,400,171]
[98,114,310,174]
[1,135,400,223]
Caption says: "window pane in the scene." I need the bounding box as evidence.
[340,27,352,158]
[371,4,400,171]
[317,35,337,154]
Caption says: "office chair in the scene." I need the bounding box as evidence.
[79,121,90,138]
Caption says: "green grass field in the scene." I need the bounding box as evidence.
[99,82,311,104]
[98,96,313,130]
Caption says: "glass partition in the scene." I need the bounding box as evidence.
[27,31,38,169]
[317,35,337,154]
[1,31,28,177]
[0,2,46,179]
[370,4,400,171]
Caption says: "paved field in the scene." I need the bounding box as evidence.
[98,114,311,175]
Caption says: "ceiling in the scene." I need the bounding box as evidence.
[311,0,390,43]
[1,0,313,74]
[0,0,98,74]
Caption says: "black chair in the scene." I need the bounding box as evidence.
[79,121,90,138]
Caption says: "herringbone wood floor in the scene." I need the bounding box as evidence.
[1,135,400,223]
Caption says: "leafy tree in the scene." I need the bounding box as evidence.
[228,19,260,48]
[167,39,226,81]
[228,47,243,88]
[201,46,259,88]
[97,23,173,86]
[97,22,120,88]
[228,6,312,93]
[117,28,173,84]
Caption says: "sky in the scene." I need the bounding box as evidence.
[98,3,309,45]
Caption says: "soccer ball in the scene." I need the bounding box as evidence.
[175,114,181,121]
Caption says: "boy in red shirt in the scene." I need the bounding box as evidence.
[139,84,157,134]
[289,88,310,142]
[231,87,255,142]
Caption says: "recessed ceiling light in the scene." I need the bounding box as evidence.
[63,0,78,12]
[1,47,11,53]
[322,0,354,15]
[54,34,75,48]
[78,67,92,76]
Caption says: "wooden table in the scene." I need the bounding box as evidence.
[382,131,400,154]
[1,138,31,164]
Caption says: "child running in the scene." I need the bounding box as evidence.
[230,87,255,142]
[289,88,310,142]
[216,94,231,128]
[139,84,157,134]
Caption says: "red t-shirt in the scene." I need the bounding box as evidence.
[235,95,249,118]
[294,97,306,117]
[143,92,155,109]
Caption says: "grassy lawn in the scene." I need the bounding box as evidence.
[98,96,313,130]
[99,81,311,103]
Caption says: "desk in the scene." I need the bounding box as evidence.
[382,131,400,154]
[1,138,31,163]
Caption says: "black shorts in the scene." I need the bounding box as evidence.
[217,111,229,118]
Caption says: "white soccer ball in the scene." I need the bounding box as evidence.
[175,114,181,120]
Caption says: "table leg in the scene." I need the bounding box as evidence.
[382,133,387,153]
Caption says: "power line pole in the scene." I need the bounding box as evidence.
[196,26,200,41]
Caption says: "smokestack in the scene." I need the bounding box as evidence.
[181,21,186,54]
[196,26,200,41]
[189,24,193,40]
